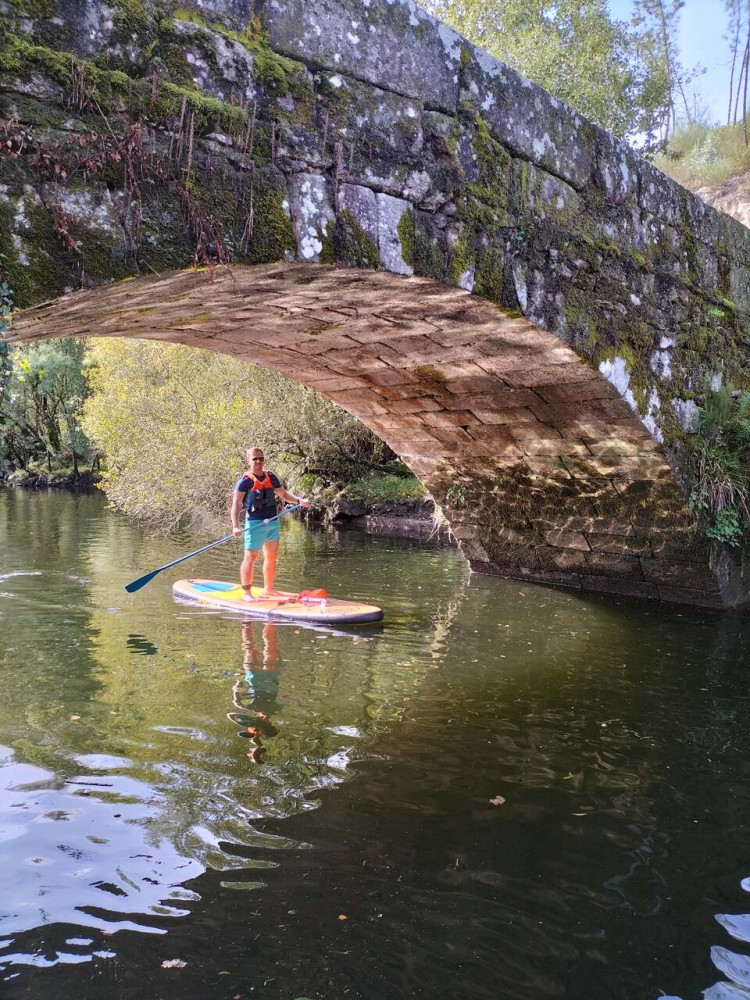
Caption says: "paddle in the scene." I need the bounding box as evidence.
[125,504,303,594]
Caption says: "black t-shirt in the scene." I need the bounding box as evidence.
[235,471,281,520]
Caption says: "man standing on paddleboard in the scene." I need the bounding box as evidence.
[231,447,310,602]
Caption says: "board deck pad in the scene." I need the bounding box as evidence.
[172,579,384,624]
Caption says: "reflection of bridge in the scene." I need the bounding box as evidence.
[4,0,750,606]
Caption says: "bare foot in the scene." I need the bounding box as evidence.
[242,590,257,603]
[260,589,283,598]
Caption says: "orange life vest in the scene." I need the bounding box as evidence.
[243,470,277,517]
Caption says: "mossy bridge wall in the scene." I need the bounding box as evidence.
[2,0,750,607]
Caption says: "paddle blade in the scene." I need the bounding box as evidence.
[125,569,161,593]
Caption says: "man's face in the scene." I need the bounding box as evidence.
[249,450,265,473]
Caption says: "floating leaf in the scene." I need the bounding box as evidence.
[489,795,506,806]
[162,959,187,969]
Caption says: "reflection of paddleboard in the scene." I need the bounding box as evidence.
[172,579,384,625]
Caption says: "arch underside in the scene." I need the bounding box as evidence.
[10,264,744,608]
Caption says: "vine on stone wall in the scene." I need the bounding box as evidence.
[0,112,228,275]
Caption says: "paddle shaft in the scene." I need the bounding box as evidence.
[125,504,303,593]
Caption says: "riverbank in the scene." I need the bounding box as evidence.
[321,495,454,545]
[1,476,455,545]
[1,469,99,490]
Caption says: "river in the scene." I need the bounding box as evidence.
[1,489,749,1000]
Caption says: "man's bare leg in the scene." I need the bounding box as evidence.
[261,540,281,596]
[241,549,260,601]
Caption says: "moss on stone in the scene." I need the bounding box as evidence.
[5,0,56,18]
[111,0,150,45]
[413,364,447,388]
[397,209,414,269]
[464,113,512,230]
[0,35,253,136]
[241,182,295,265]
[595,340,652,415]
[450,238,474,286]
[411,220,445,281]
[473,247,504,303]
[173,8,312,106]
[321,211,380,269]
[2,198,72,306]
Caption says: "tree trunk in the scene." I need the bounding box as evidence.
[728,7,741,125]
[744,11,750,143]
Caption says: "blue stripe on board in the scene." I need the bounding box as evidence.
[192,581,236,593]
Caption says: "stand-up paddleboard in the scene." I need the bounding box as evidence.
[172,579,384,625]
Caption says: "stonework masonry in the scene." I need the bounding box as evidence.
[2,0,750,607]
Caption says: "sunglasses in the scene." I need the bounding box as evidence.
[251,456,264,461]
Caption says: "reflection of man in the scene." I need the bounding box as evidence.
[230,447,309,602]
[229,622,281,762]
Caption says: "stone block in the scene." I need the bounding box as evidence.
[377,383,440,401]
[579,576,659,600]
[657,585,725,608]
[545,529,590,551]
[504,364,600,389]
[306,375,370,392]
[422,410,480,427]
[338,183,379,249]
[509,424,562,443]
[465,425,521,449]
[385,397,444,414]
[461,46,594,190]
[518,569,584,589]
[523,458,573,480]
[287,174,335,262]
[460,539,493,563]
[584,552,644,580]
[586,534,650,556]
[262,0,462,112]
[376,194,414,276]
[519,439,590,458]
[442,375,504,395]
[440,389,540,411]
[364,369,419,388]
[472,406,540,426]
[535,381,620,404]
[536,547,589,572]
[640,558,719,590]
[592,128,640,206]
[450,523,484,540]
[320,74,424,159]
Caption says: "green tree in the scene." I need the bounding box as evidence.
[83,339,403,528]
[633,0,703,139]
[420,0,671,146]
[0,337,92,476]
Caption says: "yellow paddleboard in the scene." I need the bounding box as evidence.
[172,579,384,624]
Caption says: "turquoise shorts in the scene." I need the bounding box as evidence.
[244,518,280,551]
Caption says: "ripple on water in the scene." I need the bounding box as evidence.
[0,751,205,971]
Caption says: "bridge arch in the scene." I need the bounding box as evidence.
[9,263,742,607]
[2,0,750,607]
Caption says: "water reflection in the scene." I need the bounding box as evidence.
[228,622,282,763]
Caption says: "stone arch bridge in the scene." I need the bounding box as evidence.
[2,0,750,607]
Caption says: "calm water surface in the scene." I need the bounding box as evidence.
[1,489,750,1000]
